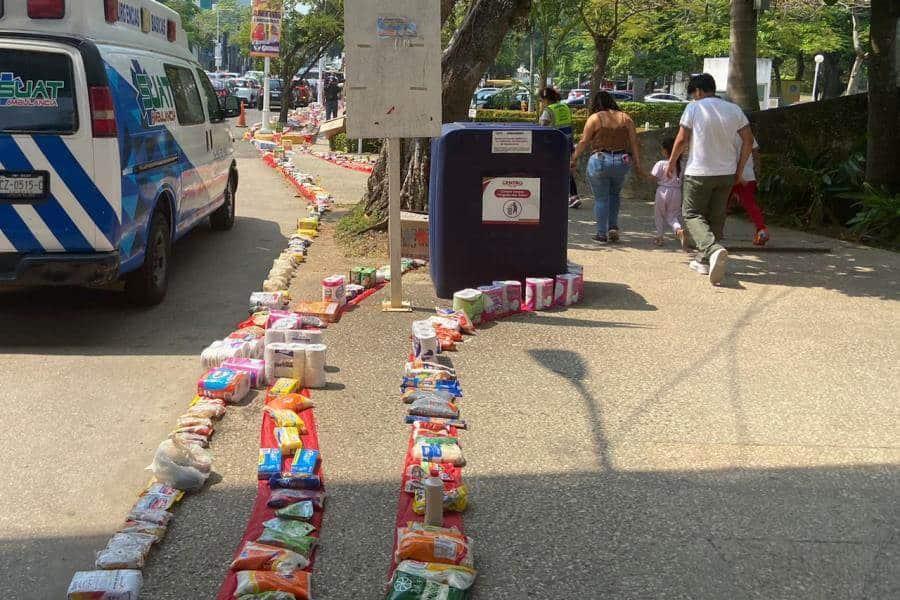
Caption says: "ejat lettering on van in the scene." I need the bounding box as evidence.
[131,62,176,126]
[0,72,64,108]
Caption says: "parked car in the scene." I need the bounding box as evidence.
[567,88,590,102]
[0,0,241,304]
[566,89,633,108]
[481,88,531,111]
[209,79,230,109]
[472,87,499,108]
[232,78,260,107]
[261,78,284,109]
[644,93,688,103]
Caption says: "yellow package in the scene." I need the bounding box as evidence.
[412,484,469,515]
[275,427,303,455]
[296,228,318,239]
[297,217,319,231]
[264,407,307,432]
[270,378,299,396]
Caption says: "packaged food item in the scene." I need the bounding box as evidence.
[186,396,227,419]
[125,508,172,526]
[289,449,319,477]
[269,316,301,331]
[303,344,328,389]
[404,415,468,430]
[567,261,585,300]
[236,592,298,600]
[269,474,321,490]
[412,484,469,514]
[452,289,484,325]
[401,374,462,396]
[403,460,462,492]
[148,438,212,491]
[554,273,580,307]
[267,489,326,510]
[175,415,213,429]
[262,518,316,537]
[275,501,315,521]
[525,277,555,311]
[358,267,376,289]
[233,571,311,600]
[259,448,282,480]
[493,280,523,314]
[392,560,477,591]
[406,397,460,419]
[345,283,365,300]
[171,424,214,437]
[435,309,476,334]
[67,570,142,600]
[229,541,309,573]
[256,529,317,557]
[321,275,346,305]
[267,328,324,347]
[200,338,254,370]
[292,301,341,324]
[265,344,306,385]
[411,436,466,466]
[238,311,271,330]
[222,357,267,388]
[132,483,184,512]
[269,378,299,397]
[395,524,473,566]
[476,284,504,321]
[94,533,156,569]
[198,368,250,403]
[169,432,210,448]
[117,520,166,541]
[266,393,315,413]
[264,407,306,430]
[274,427,302,455]
[384,571,466,600]
[250,291,291,313]
[411,321,439,361]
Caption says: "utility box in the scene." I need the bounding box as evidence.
[429,123,569,299]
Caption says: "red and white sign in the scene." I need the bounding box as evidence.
[482,177,541,225]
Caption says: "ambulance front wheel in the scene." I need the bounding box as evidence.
[125,211,171,306]
[210,176,236,231]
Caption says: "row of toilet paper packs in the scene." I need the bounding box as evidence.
[452,263,584,325]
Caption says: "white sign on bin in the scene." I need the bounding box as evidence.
[344,0,442,139]
[482,177,541,225]
[492,130,533,154]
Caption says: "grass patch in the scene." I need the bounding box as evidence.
[335,203,388,258]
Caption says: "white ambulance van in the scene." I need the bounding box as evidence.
[0,0,241,304]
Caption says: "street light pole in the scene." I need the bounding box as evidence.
[812,53,825,102]
[215,6,222,71]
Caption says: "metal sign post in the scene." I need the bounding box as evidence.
[344,0,443,312]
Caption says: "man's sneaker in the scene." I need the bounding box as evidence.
[608,228,620,242]
[753,228,770,246]
[592,234,608,243]
[709,248,728,285]
[568,195,582,209]
[689,260,710,275]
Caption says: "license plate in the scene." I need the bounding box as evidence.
[0,171,49,201]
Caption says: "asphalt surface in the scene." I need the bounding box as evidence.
[2,124,897,599]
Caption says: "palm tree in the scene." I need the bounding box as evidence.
[727,0,760,111]
[866,0,899,192]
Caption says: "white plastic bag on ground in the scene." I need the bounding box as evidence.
[67,569,142,599]
[148,438,212,491]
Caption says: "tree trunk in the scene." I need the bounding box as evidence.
[589,35,614,101]
[727,0,759,111]
[820,52,844,99]
[362,0,532,220]
[796,51,805,80]
[772,56,783,100]
[866,0,900,192]
[845,9,867,95]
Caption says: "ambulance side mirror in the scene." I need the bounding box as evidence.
[224,96,241,118]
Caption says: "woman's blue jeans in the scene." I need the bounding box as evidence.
[587,153,631,236]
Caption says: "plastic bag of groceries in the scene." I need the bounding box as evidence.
[94,533,156,569]
[385,560,476,600]
[67,569,142,600]
[234,571,312,600]
[148,438,212,492]
[395,523,473,566]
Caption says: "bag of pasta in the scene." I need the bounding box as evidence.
[395,523,473,567]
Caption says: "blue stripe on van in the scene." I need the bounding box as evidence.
[0,205,42,252]
[0,137,93,252]
[33,136,117,247]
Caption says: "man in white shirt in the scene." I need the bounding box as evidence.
[667,73,754,285]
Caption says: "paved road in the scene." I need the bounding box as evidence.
[0,141,305,599]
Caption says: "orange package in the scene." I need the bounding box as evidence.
[395,524,473,567]
[230,541,309,574]
[234,570,311,599]
[267,393,316,413]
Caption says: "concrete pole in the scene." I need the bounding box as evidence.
[260,57,272,133]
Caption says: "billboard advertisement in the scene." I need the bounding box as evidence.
[250,0,283,58]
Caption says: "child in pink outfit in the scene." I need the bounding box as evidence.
[649,138,685,247]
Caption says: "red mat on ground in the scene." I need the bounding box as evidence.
[215,395,324,600]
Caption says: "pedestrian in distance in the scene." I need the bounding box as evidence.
[324,75,341,120]
[571,90,645,243]
[539,87,582,209]
[729,133,770,246]
[649,137,686,248]
[667,73,754,285]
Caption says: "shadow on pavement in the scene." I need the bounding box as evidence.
[4,464,896,600]
[0,215,286,356]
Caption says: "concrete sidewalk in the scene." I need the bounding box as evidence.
[144,150,896,599]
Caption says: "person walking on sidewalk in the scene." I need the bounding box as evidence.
[324,75,341,120]
[571,90,644,243]
[730,133,770,246]
[667,73,754,284]
[650,137,685,247]
[539,87,582,209]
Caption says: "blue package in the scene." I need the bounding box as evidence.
[269,474,322,490]
[404,415,469,430]
[290,449,320,477]
[258,448,282,480]
[400,378,462,397]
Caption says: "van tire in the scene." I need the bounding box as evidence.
[125,211,171,306]
[210,176,236,231]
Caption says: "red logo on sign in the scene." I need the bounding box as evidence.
[495,189,531,199]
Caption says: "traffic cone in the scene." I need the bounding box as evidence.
[237,102,247,128]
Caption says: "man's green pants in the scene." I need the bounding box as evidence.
[682,175,733,261]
